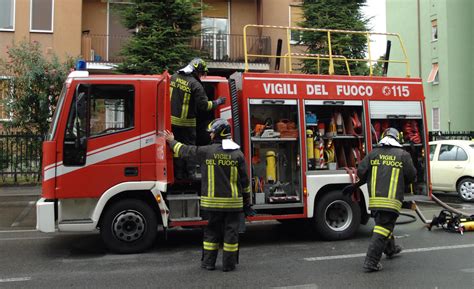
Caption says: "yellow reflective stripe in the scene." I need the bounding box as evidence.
[388,168,400,199]
[171,116,196,127]
[169,87,173,99]
[207,164,212,197]
[201,196,243,209]
[223,243,239,252]
[369,197,402,211]
[203,241,219,250]
[207,101,213,110]
[181,92,190,119]
[244,185,251,193]
[230,166,238,198]
[371,166,377,198]
[173,143,183,157]
[373,225,391,237]
[210,165,215,197]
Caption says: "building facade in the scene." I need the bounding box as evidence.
[0,0,304,123]
[386,0,473,131]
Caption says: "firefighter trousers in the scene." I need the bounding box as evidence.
[202,211,240,269]
[364,210,398,266]
[172,125,197,179]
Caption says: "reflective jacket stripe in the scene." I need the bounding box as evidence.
[244,185,251,194]
[172,142,184,157]
[207,165,215,197]
[207,101,213,110]
[230,166,238,198]
[181,92,190,119]
[373,225,391,237]
[203,241,219,250]
[369,197,402,212]
[371,166,378,198]
[223,243,239,252]
[201,196,243,209]
[388,168,400,199]
[171,116,196,127]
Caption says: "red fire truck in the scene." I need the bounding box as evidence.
[36,27,431,253]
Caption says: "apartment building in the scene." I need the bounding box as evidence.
[386,0,473,131]
[0,0,304,123]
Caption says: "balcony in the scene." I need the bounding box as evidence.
[81,32,271,72]
[191,34,271,71]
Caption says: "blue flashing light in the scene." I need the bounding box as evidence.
[75,59,87,71]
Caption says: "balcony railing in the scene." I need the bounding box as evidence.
[191,34,271,64]
[81,33,129,63]
[81,33,271,66]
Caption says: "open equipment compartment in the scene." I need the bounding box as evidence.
[368,100,428,195]
[248,99,303,209]
[304,100,366,172]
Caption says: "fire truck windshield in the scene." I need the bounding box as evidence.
[46,84,67,141]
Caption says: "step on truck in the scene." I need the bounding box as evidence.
[37,26,431,253]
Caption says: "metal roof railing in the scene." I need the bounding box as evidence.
[243,24,410,77]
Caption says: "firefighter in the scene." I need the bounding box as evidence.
[357,127,416,272]
[170,58,226,179]
[162,118,255,272]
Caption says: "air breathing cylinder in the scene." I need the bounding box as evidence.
[306,130,315,169]
[266,151,277,183]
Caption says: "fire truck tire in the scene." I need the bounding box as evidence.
[100,198,158,254]
[312,190,361,240]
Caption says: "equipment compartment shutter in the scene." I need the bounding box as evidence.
[369,101,422,119]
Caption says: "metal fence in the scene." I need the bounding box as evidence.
[429,131,474,141]
[0,132,43,184]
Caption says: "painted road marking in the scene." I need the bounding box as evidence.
[11,201,35,227]
[0,277,31,283]
[304,243,474,261]
[271,284,319,289]
[0,229,38,233]
[0,236,52,241]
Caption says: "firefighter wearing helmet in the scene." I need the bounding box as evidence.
[163,118,255,272]
[356,127,416,272]
[170,58,226,179]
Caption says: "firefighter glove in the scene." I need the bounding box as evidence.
[244,204,257,217]
[215,97,226,106]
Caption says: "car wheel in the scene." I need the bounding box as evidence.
[100,198,158,254]
[457,178,474,202]
[312,190,361,240]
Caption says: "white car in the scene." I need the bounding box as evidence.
[429,140,474,202]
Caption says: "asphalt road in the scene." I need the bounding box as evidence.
[0,186,473,289]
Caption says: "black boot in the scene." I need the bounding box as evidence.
[201,250,217,271]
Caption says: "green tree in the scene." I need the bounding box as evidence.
[300,0,370,75]
[115,0,202,74]
[0,41,74,135]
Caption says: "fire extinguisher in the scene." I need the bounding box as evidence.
[306,129,315,170]
[266,151,277,184]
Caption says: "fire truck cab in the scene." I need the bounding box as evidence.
[37,26,431,253]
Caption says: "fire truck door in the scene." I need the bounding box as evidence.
[56,83,141,198]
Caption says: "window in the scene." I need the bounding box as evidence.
[30,0,54,32]
[89,85,134,137]
[427,63,439,84]
[201,0,229,60]
[0,0,15,31]
[431,19,438,41]
[289,4,304,43]
[432,107,440,131]
[429,144,437,161]
[438,145,467,161]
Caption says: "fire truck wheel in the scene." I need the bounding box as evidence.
[100,199,158,254]
[312,190,361,240]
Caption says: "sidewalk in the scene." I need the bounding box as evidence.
[0,185,41,196]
